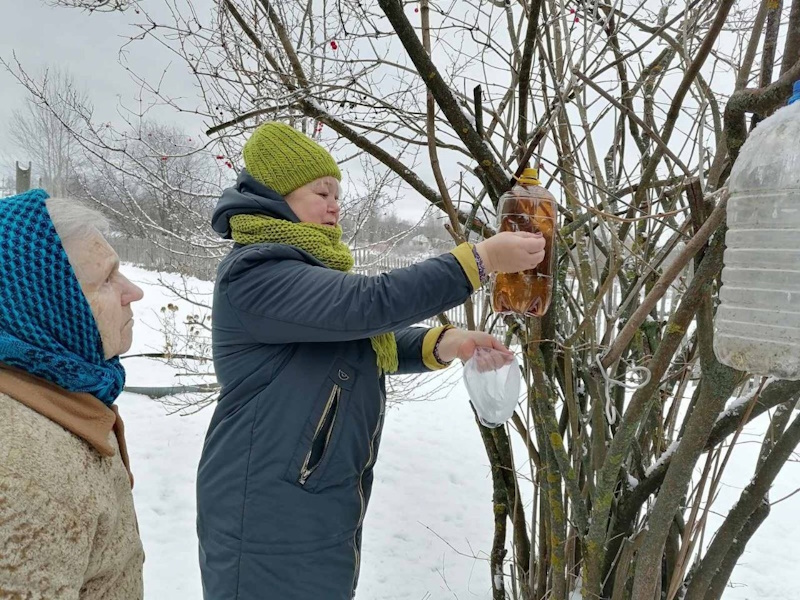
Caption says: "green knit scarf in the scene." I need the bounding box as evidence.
[229,214,398,374]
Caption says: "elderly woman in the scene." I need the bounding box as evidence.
[0,189,145,599]
[197,122,546,599]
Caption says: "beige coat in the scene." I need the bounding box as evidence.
[0,366,144,600]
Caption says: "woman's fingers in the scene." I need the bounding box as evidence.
[476,231,548,274]
[456,330,518,371]
[475,353,494,373]
[530,249,546,267]
[488,335,512,354]
[467,341,516,372]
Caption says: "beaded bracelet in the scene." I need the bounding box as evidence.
[432,325,455,366]
[470,244,490,285]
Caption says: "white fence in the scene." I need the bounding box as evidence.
[113,237,225,281]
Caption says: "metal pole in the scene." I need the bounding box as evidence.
[15,161,31,194]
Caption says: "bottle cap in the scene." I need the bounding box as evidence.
[788,80,800,105]
[517,167,541,186]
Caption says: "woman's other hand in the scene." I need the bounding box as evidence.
[437,328,514,367]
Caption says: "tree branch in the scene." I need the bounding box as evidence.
[632,0,736,209]
[215,0,494,238]
[724,57,800,161]
[584,233,726,596]
[376,0,509,200]
[601,190,727,369]
[518,0,543,165]
[622,380,800,521]
[574,70,692,177]
[257,0,309,87]
[704,500,770,600]
[781,0,800,76]
[760,0,783,91]
[298,98,493,237]
[631,359,739,599]
[124,383,219,398]
[683,411,800,600]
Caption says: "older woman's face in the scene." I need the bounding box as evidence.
[61,231,144,359]
[284,176,341,226]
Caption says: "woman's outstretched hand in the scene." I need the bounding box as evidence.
[436,329,514,367]
[475,231,546,274]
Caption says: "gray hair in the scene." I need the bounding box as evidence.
[45,197,111,244]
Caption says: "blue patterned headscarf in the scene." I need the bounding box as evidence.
[0,189,125,405]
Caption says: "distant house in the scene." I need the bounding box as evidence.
[409,234,433,252]
[369,242,393,254]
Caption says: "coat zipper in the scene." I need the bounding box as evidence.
[298,384,341,486]
[351,394,385,596]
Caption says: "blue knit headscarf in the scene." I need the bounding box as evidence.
[0,189,125,405]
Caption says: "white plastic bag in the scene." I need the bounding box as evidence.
[463,347,521,428]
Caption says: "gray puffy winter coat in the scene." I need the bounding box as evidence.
[196,171,481,599]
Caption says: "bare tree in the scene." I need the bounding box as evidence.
[21,0,800,597]
[2,55,236,277]
[5,66,86,197]
[82,120,222,237]
[47,0,130,10]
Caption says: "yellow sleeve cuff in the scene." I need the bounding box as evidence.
[422,325,454,371]
[450,243,481,292]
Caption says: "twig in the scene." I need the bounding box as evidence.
[574,70,692,177]
[602,190,727,369]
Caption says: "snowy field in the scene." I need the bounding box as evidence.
[119,265,800,599]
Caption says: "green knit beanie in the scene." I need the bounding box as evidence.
[243,122,342,196]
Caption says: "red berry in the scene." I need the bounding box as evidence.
[216,155,224,160]
[415,7,419,12]
[225,161,233,168]
[330,40,338,50]
[161,156,168,161]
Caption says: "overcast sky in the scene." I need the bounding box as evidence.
[0,0,430,220]
[0,2,117,127]
[0,2,204,142]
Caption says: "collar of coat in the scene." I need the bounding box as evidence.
[0,363,134,487]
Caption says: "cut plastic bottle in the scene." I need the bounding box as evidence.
[714,80,800,379]
[491,168,558,317]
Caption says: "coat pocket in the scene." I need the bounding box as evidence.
[283,358,356,492]
[298,384,341,486]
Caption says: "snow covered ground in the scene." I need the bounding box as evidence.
[119,265,800,599]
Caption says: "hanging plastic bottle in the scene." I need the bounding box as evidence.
[714,80,800,379]
[491,168,558,317]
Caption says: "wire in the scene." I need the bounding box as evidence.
[595,353,652,425]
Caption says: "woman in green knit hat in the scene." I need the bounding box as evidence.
[197,121,546,599]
